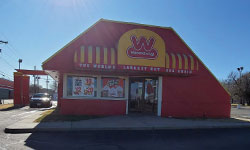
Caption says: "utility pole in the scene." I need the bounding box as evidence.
[0,41,8,54]
[46,75,49,93]
[0,38,7,104]
[37,76,40,93]
[0,40,7,55]
[33,66,36,94]
[237,67,244,105]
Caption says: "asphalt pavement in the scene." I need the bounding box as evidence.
[0,101,57,150]
[9,128,250,150]
[231,106,250,119]
[1,104,250,150]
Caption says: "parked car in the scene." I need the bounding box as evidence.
[30,93,52,108]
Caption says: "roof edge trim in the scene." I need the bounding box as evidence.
[100,18,172,30]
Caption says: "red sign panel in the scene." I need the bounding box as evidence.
[126,36,158,59]
[75,63,194,75]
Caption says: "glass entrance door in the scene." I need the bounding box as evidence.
[129,77,158,114]
[129,78,144,112]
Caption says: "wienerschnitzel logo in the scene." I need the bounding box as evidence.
[126,35,158,59]
[118,28,165,67]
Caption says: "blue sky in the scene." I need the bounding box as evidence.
[0,0,250,87]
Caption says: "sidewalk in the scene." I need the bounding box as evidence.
[5,111,250,133]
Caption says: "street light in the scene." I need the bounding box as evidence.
[18,59,22,70]
[237,67,244,82]
[237,67,244,73]
[36,76,41,93]
[237,67,244,105]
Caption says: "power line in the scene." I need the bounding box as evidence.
[0,73,12,80]
[5,44,20,58]
[0,49,17,69]
[0,71,13,78]
[0,33,21,67]
[6,43,21,58]
[1,34,33,67]
[0,56,16,69]
[1,48,20,65]
[0,37,13,64]
[0,70,13,81]
[0,33,34,70]
[0,33,20,57]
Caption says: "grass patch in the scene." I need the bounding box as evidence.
[231,104,238,108]
[0,104,14,110]
[34,108,56,122]
[34,108,103,122]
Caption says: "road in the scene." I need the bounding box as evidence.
[1,104,250,150]
[231,106,250,119]
[0,101,57,150]
[2,129,250,150]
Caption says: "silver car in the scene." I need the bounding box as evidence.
[30,93,52,108]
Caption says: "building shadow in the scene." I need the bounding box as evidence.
[22,107,107,149]
[23,125,250,149]
[18,106,250,149]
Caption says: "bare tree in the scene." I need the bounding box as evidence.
[222,71,250,105]
[29,84,43,95]
[49,80,58,92]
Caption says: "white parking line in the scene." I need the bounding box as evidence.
[1,104,57,119]
[11,110,37,118]
[20,113,41,119]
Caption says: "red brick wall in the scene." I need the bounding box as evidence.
[60,99,126,115]
[161,64,231,118]
[14,73,30,106]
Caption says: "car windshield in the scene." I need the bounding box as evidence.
[33,94,49,98]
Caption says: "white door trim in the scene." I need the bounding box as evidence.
[157,76,162,116]
[125,77,129,114]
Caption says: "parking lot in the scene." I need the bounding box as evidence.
[0,100,57,149]
[231,106,250,119]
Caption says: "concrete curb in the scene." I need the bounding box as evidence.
[5,111,250,134]
[5,125,250,134]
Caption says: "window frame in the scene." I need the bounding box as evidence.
[66,75,98,97]
[101,77,126,98]
[63,73,128,100]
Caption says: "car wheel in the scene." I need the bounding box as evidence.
[47,103,51,108]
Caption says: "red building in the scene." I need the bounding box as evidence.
[42,19,230,118]
[0,78,14,99]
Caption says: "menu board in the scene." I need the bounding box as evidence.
[72,77,95,97]
[102,78,124,98]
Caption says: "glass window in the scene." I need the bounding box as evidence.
[33,93,49,98]
[144,79,158,103]
[101,77,125,98]
[67,76,97,97]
